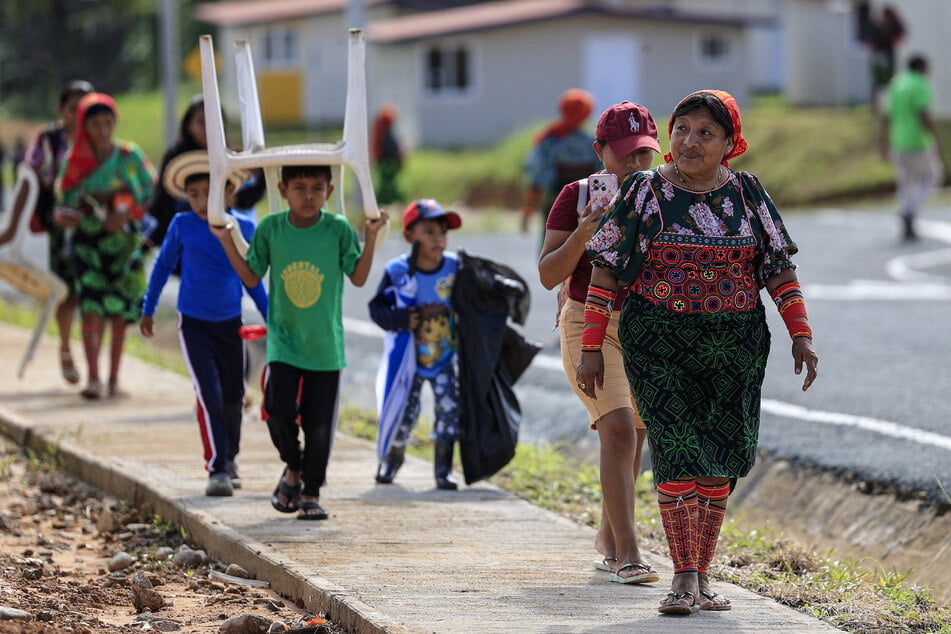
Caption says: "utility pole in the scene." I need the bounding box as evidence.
[158,0,180,144]
[346,0,364,28]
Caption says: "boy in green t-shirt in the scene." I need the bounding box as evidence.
[213,165,389,519]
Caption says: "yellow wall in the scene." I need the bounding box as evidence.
[259,72,302,124]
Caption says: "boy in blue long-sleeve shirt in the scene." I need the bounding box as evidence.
[140,151,267,497]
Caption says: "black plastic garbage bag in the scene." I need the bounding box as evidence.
[454,250,541,484]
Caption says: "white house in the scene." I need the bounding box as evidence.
[194,0,776,148]
[365,1,774,148]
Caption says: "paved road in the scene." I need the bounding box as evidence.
[3,201,950,505]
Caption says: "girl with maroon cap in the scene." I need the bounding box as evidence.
[539,101,661,585]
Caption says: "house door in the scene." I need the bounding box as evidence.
[582,35,641,119]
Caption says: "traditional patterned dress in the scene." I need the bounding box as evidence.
[25,125,75,292]
[587,167,798,485]
[58,142,154,321]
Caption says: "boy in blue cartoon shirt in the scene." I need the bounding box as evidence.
[369,199,462,490]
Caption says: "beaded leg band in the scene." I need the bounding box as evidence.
[695,480,730,575]
[81,317,103,378]
[657,479,698,574]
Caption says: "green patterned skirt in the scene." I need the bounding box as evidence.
[72,216,145,322]
[48,226,79,296]
[618,294,770,487]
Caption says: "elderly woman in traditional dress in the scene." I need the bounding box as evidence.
[577,90,818,616]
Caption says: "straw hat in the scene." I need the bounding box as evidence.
[163,150,249,199]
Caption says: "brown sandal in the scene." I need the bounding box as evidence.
[108,377,128,399]
[658,591,698,615]
[80,379,102,400]
[60,349,80,385]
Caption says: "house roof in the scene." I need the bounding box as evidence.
[367,0,773,44]
[195,0,387,27]
[194,0,775,34]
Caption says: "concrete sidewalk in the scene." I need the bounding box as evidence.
[0,323,839,633]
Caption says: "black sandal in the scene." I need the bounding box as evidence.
[270,468,301,513]
[699,590,732,611]
[658,591,697,615]
[296,501,329,521]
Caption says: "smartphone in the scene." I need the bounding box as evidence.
[588,173,618,212]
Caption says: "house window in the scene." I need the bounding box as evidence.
[263,26,298,68]
[696,31,735,69]
[424,43,472,93]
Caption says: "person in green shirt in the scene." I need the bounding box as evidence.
[213,165,389,519]
[880,54,944,240]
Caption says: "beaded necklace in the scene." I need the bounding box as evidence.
[672,161,725,192]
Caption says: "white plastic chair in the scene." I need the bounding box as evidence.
[199,29,383,254]
[0,165,68,377]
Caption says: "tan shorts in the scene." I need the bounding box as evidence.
[559,298,645,431]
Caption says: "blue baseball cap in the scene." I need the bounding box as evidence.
[402,199,462,231]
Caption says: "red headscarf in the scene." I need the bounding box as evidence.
[60,92,118,194]
[533,88,594,144]
[664,89,748,166]
[371,103,399,162]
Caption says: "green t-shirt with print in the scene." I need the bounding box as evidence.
[887,70,933,152]
[247,210,362,371]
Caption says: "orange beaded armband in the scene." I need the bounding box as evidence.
[580,285,616,351]
[769,281,812,340]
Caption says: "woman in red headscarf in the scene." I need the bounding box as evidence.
[56,92,155,400]
[521,88,600,246]
[577,91,819,615]
[371,103,404,205]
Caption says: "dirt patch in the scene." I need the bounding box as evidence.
[0,438,342,633]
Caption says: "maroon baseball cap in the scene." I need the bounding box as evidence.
[402,199,462,231]
[595,101,661,158]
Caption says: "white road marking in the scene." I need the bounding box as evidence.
[885,247,951,283]
[802,218,951,300]
[344,316,384,339]
[531,353,565,372]
[885,218,951,283]
[761,399,951,452]
[803,281,951,300]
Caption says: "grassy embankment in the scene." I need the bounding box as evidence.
[2,91,951,631]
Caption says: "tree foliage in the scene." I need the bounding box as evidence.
[0,0,212,117]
